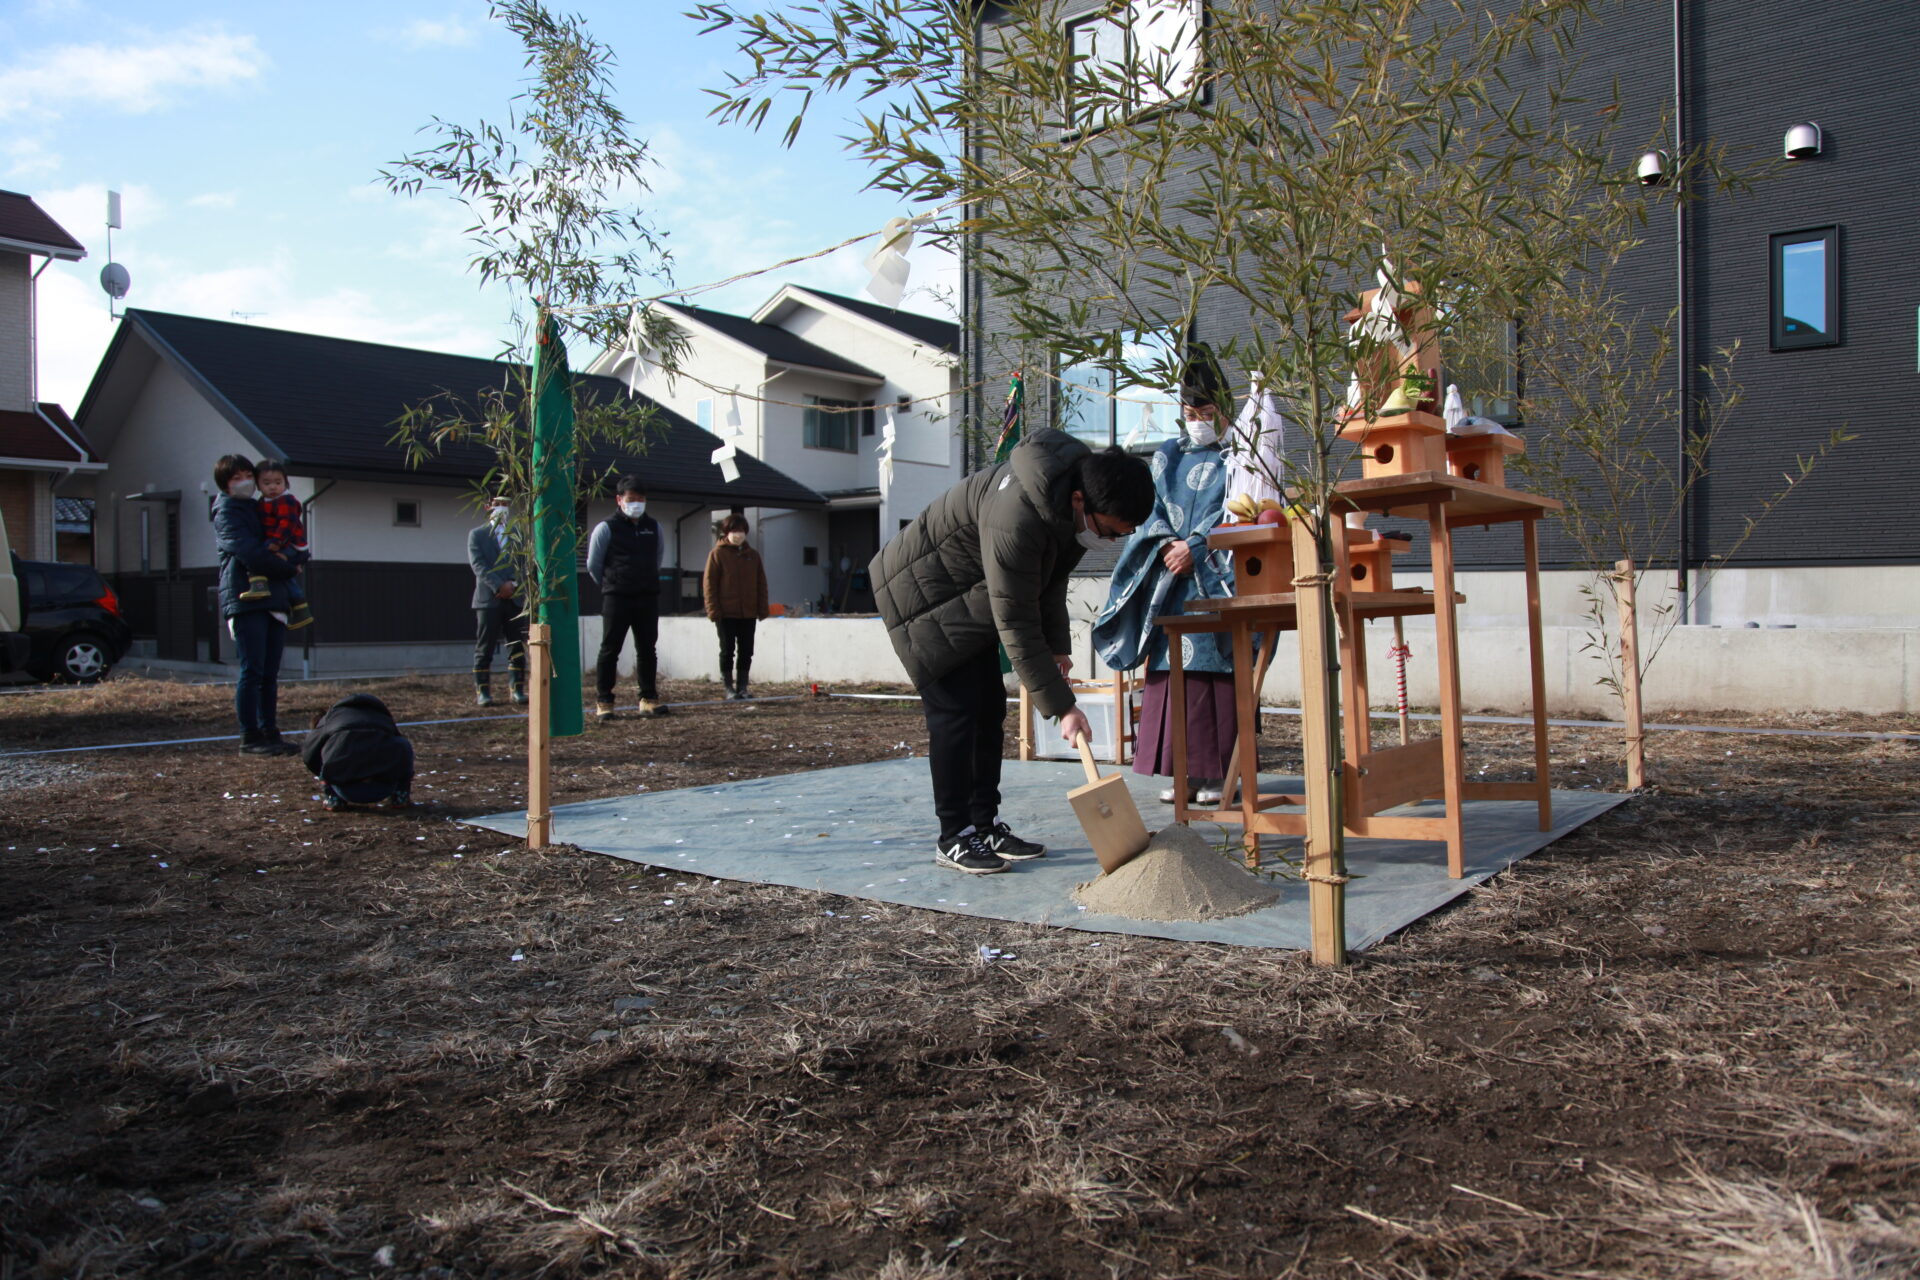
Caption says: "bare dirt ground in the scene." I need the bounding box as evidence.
[1,673,1917,1279]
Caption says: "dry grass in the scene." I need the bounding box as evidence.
[1,680,1917,1276]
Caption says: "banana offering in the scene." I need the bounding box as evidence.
[1224,495,1289,522]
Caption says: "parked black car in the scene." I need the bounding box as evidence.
[21,560,132,683]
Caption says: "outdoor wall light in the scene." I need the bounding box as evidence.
[1784,122,1823,160]
[1635,150,1671,186]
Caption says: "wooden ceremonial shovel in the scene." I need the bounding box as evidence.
[1068,732,1152,874]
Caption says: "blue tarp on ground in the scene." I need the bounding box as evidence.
[466,758,1626,951]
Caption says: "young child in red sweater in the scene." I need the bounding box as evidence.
[239,460,315,629]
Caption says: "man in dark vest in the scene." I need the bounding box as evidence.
[587,473,667,718]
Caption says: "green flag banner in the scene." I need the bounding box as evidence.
[532,313,584,738]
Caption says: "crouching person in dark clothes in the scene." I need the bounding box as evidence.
[870,427,1154,875]
[302,694,416,811]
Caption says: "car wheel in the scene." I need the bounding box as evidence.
[55,632,114,683]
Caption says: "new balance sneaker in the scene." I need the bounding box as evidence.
[980,820,1047,861]
[934,831,1008,875]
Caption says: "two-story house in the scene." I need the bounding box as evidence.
[0,190,102,564]
[596,285,962,612]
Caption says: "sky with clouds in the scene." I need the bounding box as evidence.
[0,0,958,409]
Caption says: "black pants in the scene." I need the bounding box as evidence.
[919,646,1008,843]
[598,592,660,701]
[231,610,285,739]
[473,601,528,690]
[716,618,756,688]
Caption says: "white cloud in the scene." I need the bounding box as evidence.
[186,191,237,210]
[393,16,479,49]
[33,245,505,411]
[2,136,61,180]
[0,28,266,120]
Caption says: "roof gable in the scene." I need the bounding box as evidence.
[775,286,959,354]
[669,302,885,381]
[92,310,824,508]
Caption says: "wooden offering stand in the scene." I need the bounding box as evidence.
[1158,470,1560,881]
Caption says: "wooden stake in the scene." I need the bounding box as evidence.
[1613,558,1646,791]
[527,621,553,849]
[1524,519,1553,830]
[1291,517,1346,966]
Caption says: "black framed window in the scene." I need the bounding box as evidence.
[394,499,421,528]
[1058,328,1184,450]
[1065,0,1204,133]
[803,396,860,452]
[1770,226,1840,350]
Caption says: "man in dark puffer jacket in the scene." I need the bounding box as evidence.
[302,694,416,811]
[871,427,1154,875]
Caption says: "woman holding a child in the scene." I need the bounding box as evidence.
[211,454,304,755]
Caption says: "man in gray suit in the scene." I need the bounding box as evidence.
[468,495,528,707]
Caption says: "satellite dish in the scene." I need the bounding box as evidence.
[100,263,131,300]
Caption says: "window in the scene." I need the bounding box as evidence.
[695,398,714,430]
[860,400,877,437]
[1771,226,1840,350]
[1443,313,1520,423]
[802,546,819,566]
[803,396,860,452]
[1066,0,1203,132]
[1058,329,1185,449]
[394,499,421,528]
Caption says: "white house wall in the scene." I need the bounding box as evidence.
[303,480,481,565]
[97,359,256,574]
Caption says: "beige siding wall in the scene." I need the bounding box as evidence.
[0,253,31,411]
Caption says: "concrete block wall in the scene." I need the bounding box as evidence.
[586,613,1918,715]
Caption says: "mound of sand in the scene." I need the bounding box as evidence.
[1073,825,1280,922]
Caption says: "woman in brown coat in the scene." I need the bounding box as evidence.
[703,514,770,700]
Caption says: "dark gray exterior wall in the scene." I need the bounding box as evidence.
[963,1,1920,571]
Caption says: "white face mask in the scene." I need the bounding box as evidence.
[228,478,256,499]
[726,531,747,546]
[620,500,646,519]
[1076,509,1118,552]
[489,505,509,526]
[1185,415,1219,448]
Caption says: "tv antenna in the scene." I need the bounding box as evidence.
[100,190,130,319]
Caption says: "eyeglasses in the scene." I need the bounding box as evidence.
[1086,512,1133,540]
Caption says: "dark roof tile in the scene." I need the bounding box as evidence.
[125,310,823,508]
[0,190,85,258]
[0,406,94,464]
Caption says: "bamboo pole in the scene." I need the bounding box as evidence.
[527,621,553,849]
[1613,558,1646,790]
[1291,515,1346,966]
